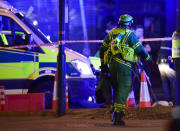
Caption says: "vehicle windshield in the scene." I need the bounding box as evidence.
[15,12,51,44]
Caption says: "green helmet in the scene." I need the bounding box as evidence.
[118,14,133,26]
[172,29,180,38]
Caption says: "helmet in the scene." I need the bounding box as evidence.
[172,29,180,39]
[118,14,133,26]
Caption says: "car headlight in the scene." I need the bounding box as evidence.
[71,60,92,75]
[158,63,169,72]
[158,63,175,77]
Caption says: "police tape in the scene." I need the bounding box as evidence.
[139,37,172,42]
[5,42,58,49]
[2,37,178,49]
[4,40,104,49]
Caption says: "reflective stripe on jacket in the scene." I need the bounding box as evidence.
[172,39,180,58]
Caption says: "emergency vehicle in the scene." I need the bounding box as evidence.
[0,1,97,108]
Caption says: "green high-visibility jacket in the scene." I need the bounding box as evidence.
[100,27,152,69]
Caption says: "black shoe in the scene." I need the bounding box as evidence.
[112,111,125,126]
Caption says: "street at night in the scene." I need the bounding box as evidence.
[0,107,174,131]
[1,0,180,130]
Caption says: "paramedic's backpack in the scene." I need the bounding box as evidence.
[104,29,138,64]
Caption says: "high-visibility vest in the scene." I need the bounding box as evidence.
[172,31,180,58]
[104,29,138,64]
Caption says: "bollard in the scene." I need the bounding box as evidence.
[52,72,57,110]
[65,83,69,109]
[0,86,5,111]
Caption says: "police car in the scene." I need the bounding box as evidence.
[0,1,97,108]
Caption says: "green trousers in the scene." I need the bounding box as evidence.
[109,59,132,112]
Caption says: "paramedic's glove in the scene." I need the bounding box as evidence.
[147,60,154,68]
[100,64,109,73]
[100,64,110,78]
[147,60,156,73]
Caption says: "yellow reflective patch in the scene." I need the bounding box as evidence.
[113,57,132,68]
[0,62,36,79]
[0,34,8,45]
[133,42,141,49]
[39,47,57,62]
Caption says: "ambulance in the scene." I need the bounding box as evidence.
[0,1,97,107]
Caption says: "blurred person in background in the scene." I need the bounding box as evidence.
[167,30,180,130]
[172,29,180,106]
[133,25,154,105]
[134,25,166,105]
[104,21,117,36]
[95,21,117,57]
[135,25,144,39]
[157,40,175,105]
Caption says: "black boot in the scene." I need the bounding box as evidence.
[112,111,125,126]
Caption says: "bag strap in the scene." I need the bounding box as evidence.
[117,31,132,50]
